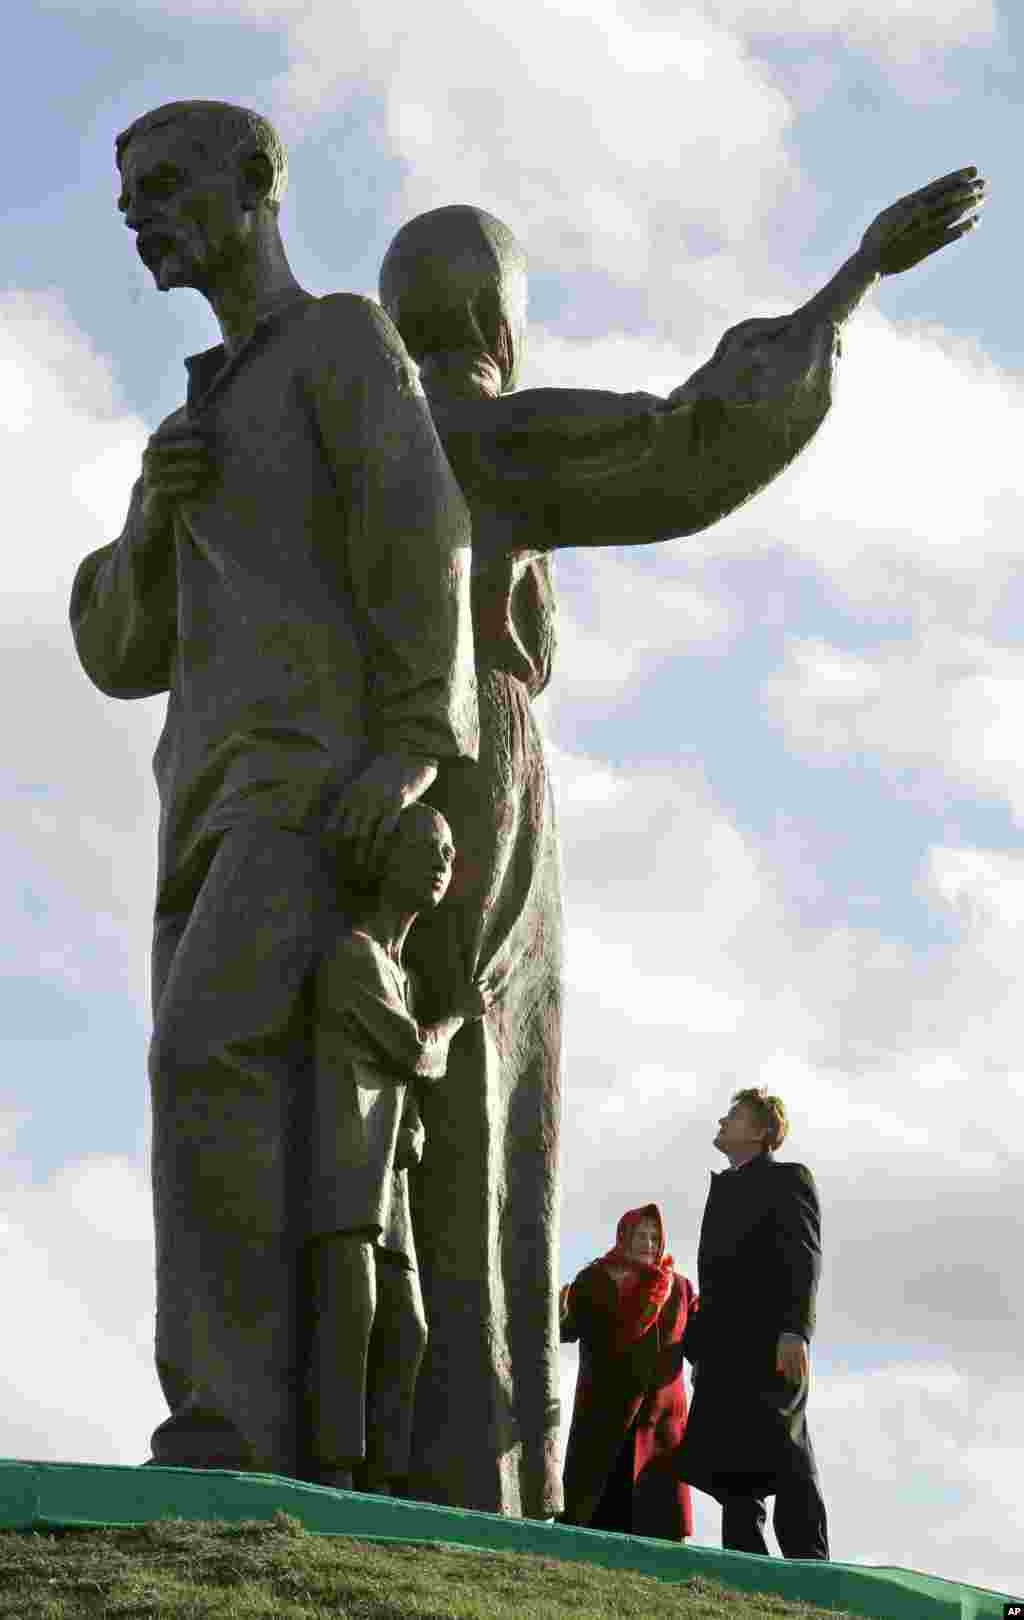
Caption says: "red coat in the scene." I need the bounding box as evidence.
[561,1263,696,1538]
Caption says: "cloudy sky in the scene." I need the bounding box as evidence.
[3,0,1022,1596]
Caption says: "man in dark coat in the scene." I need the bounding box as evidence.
[675,1089,828,1559]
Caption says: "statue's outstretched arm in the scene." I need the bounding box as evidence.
[447,170,987,556]
[541,168,987,548]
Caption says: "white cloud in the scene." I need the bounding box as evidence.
[763,631,1024,823]
[712,0,996,47]
[928,844,1024,932]
[545,552,737,710]
[0,290,147,612]
[52,1157,154,1245]
[524,329,709,403]
[262,0,800,289]
[0,293,163,1021]
[711,0,997,62]
[720,311,1024,616]
[809,1361,1024,1590]
[0,1149,160,1467]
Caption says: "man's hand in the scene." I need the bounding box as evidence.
[140,418,215,543]
[858,167,987,279]
[327,752,438,873]
[776,1334,808,1385]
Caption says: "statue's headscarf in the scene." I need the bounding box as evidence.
[379,204,527,393]
[380,204,665,529]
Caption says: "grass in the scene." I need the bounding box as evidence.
[0,1513,863,1619]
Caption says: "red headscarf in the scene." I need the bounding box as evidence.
[596,1203,675,1351]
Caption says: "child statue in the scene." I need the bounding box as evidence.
[306,802,511,1493]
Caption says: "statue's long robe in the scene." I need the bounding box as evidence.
[406,309,840,1516]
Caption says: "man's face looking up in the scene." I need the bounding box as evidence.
[117,125,248,294]
[714,1100,768,1159]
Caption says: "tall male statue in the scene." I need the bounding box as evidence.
[379,168,985,1516]
[70,102,478,1478]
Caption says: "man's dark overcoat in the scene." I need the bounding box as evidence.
[675,1153,822,1500]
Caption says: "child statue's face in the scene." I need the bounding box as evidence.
[385,811,456,910]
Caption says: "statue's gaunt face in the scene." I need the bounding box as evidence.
[117,125,247,295]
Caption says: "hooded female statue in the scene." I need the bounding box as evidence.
[378,172,984,1517]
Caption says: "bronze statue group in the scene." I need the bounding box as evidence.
[71,98,985,1550]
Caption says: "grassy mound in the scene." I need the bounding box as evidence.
[0,1512,860,1619]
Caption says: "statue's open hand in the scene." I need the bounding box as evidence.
[140,418,215,539]
[327,751,438,873]
[859,167,987,278]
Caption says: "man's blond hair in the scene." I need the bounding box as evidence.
[732,1087,788,1152]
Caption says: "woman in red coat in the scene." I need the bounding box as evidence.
[559,1204,697,1539]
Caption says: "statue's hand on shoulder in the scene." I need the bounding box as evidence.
[327,751,438,873]
[858,166,987,279]
[139,417,215,545]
